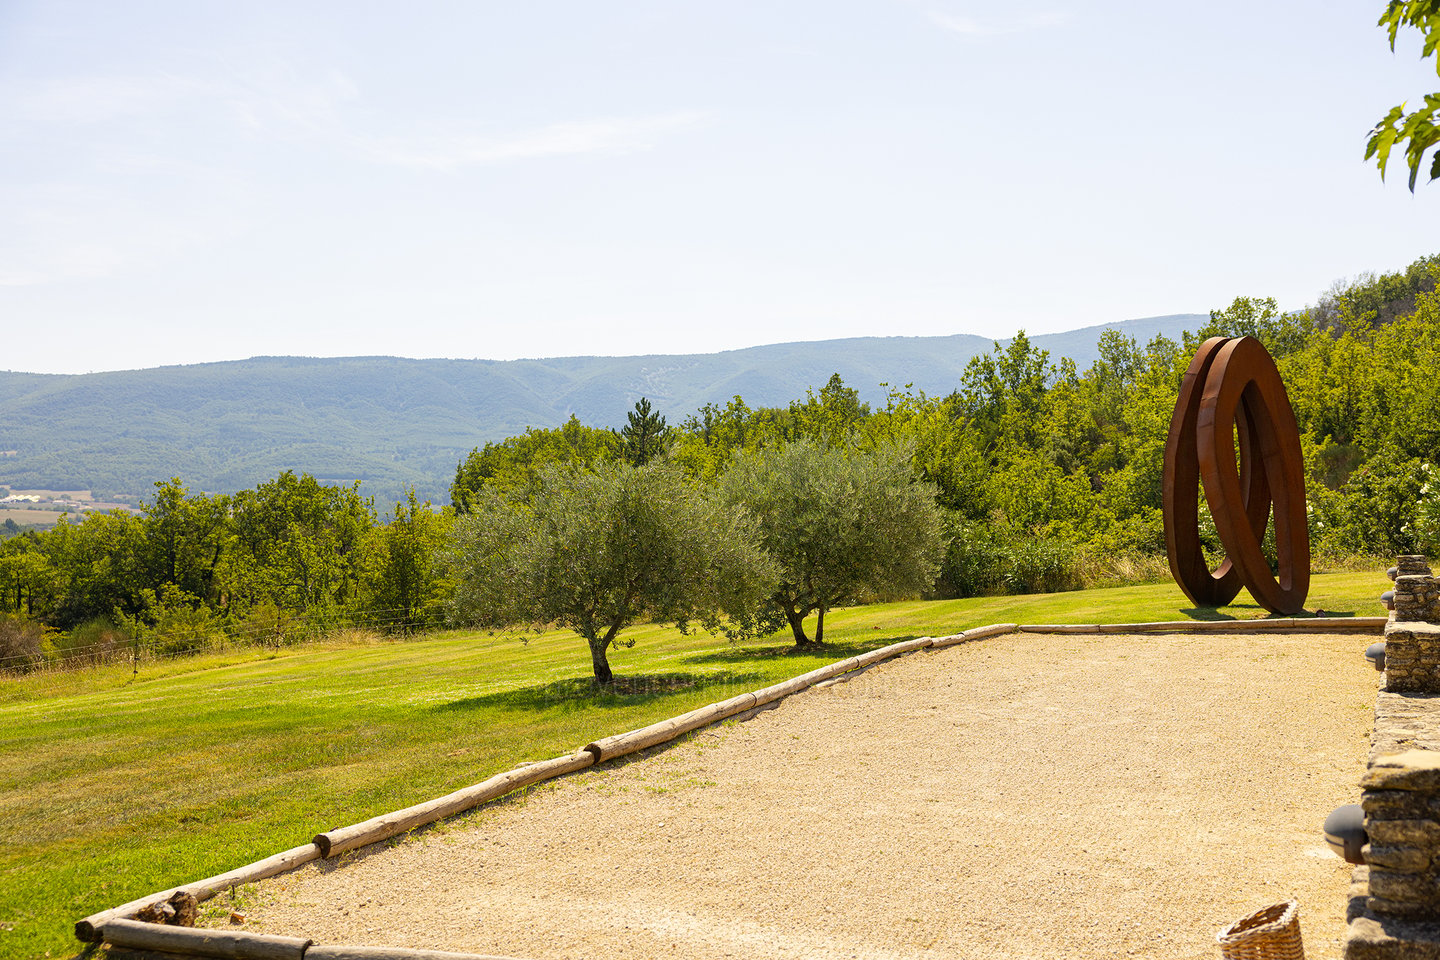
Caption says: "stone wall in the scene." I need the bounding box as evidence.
[1382,556,1440,694]
[1360,750,1440,919]
[1346,556,1440,958]
[1394,555,1440,624]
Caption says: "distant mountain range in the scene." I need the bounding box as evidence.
[0,314,1205,506]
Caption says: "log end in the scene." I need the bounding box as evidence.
[313,832,335,858]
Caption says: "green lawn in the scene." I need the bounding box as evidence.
[0,571,1385,959]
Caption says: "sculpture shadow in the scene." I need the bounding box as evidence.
[1181,606,1250,621]
[1181,606,1357,621]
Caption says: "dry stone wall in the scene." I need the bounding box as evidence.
[1376,552,1434,693]
[1381,556,1440,693]
[1346,556,1440,958]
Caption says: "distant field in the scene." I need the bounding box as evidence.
[0,571,1385,959]
[1,488,93,500]
[0,507,71,526]
[0,488,138,528]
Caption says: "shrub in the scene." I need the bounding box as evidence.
[229,600,295,647]
[117,585,226,658]
[1003,537,1081,594]
[933,522,1008,598]
[1074,550,1171,590]
[934,520,1083,597]
[0,614,45,673]
[52,617,135,666]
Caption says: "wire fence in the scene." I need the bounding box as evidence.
[0,605,446,679]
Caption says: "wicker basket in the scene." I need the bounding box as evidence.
[1216,900,1304,960]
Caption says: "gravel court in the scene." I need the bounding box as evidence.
[228,630,1376,959]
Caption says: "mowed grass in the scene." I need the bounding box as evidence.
[0,571,1384,959]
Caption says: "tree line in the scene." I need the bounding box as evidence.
[3,254,1438,680]
[0,473,452,669]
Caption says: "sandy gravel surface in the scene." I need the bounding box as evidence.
[229,630,1377,959]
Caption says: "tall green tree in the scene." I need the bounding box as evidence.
[365,488,453,631]
[139,478,231,608]
[617,398,670,466]
[451,416,619,511]
[721,441,944,645]
[230,472,374,615]
[450,462,775,682]
[43,511,148,627]
[0,540,58,617]
[1188,296,1315,358]
[788,373,870,447]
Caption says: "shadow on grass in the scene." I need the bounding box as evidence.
[433,670,767,714]
[682,635,921,665]
[1181,605,1358,621]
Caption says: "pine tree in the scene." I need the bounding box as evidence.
[618,397,669,466]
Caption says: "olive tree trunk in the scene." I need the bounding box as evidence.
[588,638,614,683]
[780,601,819,646]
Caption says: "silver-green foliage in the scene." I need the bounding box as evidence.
[448,461,776,682]
[721,440,945,644]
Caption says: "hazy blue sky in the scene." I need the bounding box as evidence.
[2,1,1436,374]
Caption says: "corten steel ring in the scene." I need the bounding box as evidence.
[1162,336,1310,615]
[1163,338,1271,607]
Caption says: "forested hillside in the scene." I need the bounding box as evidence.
[0,315,1200,503]
[0,255,1436,674]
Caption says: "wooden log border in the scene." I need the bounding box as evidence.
[78,614,1386,956]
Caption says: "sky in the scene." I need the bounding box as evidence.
[1,1,1436,375]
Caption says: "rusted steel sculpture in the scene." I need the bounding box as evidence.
[1163,336,1310,615]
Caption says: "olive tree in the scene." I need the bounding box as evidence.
[721,440,945,645]
[448,461,775,683]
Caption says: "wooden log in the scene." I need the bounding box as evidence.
[928,624,1017,648]
[1294,616,1387,631]
[101,918,309,960]
[851,636,933,669]
[76,844,323,942]
[583,692,758,762]
[185,843,322,904]
[1016,623,1102,634]
[1190,619,1294,632]
[1090,621,1190,633]
[307,945,528,960]
[750,658,860,708]
[79,891,188,942]
[314,752,594,859]
[1031,617,1387,636]
[1085,619,1272,634]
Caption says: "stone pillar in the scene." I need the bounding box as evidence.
[1382,556,1440,694]
[1393,555,1440,624]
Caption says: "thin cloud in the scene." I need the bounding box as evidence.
[7,74,203,125]
[369,111,708,171]
[2,65,360,144]
[928,9,1070,37]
